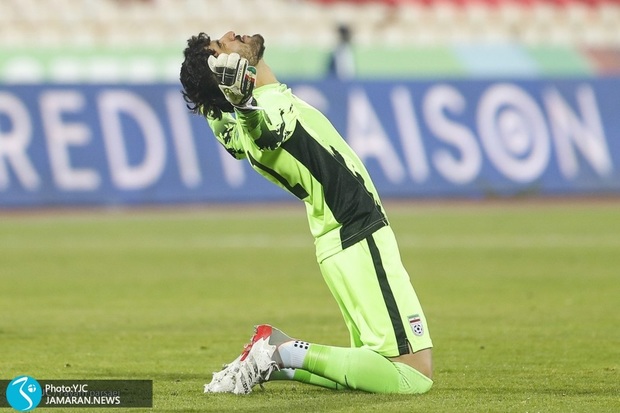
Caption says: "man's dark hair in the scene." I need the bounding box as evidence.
[180,33,234,119]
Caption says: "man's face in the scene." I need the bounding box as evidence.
[208,31,265,66]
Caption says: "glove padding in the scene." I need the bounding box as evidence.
[208,53,257,110]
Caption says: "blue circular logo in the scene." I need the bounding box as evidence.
[6,376,42,412]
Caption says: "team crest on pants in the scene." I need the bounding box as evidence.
[408,314,424,336]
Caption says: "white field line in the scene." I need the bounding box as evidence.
[198,234,620,249]
[7,233,618,250]
[396,234,620,249]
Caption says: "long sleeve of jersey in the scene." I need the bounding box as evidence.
[205,83,298,157]
[205,111,246,160]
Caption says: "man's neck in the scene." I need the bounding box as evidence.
[255,60,278,88]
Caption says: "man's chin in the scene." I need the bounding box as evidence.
[253,34,266,61]
[252,34,265,45]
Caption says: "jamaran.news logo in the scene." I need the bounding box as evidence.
[3,377,153,410]
[5,376,42,412]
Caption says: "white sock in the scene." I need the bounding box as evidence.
[276,340,310,369]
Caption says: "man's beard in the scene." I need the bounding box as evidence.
[247,34,265,65]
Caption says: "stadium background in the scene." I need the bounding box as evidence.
[1,0,619,206]
[2,0,620,81]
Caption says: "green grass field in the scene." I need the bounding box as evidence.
[1,200,619,413]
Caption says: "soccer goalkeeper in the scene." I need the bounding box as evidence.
[180,31,433,395]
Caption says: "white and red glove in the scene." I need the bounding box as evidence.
[208,53,258,110]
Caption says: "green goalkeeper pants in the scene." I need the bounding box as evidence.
[318,225,432,357]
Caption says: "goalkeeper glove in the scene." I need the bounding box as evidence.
[208,53,258,110]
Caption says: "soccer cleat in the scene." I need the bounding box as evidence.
[204,324,291,395]
[203,354,242,393]
[231,324,279,394]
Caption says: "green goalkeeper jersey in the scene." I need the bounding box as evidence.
[205,82,388,261]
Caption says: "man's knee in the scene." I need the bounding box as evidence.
[389,348,433,379]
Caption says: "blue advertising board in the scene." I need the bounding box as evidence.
[1,78,618,207]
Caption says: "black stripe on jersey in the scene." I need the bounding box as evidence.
[367,234,410,356]
[247,153,309,200]
[281,121,387,249]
